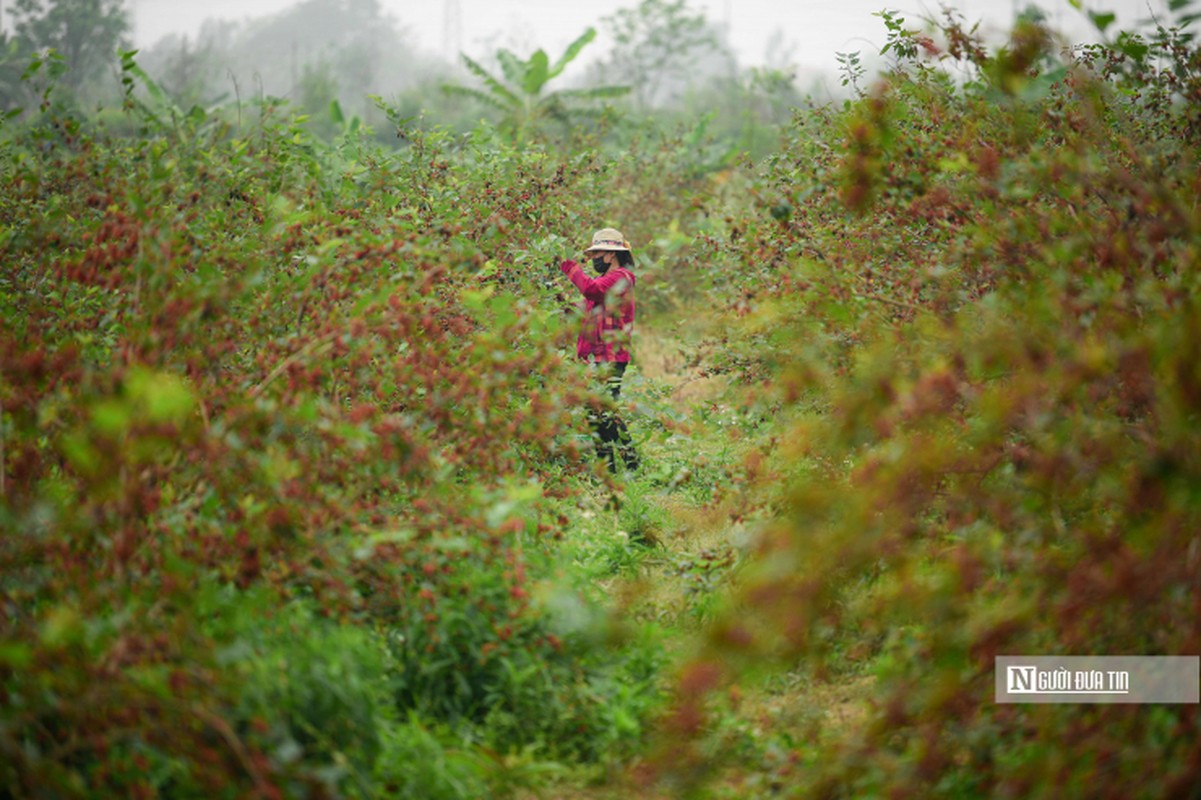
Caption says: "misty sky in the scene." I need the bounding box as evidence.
[125,0,1163,75]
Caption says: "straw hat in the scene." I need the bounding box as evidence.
[583,228,631,253]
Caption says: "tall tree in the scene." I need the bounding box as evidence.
[136,0,417,112]
[9,0,129,92]
[591,0,734,108]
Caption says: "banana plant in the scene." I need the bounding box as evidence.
[442,27,629,141]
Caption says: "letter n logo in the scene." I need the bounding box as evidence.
[1008,666,1036,693]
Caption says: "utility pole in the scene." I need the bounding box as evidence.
[443,0,462,64]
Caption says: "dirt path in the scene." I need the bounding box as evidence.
[632,320,727,408]
[521,310,876,799]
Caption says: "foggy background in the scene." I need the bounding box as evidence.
[0,0,1177,150]
[124,0,1161,72]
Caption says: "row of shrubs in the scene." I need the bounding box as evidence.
[651,7,1201,797]
[0,52,709,797]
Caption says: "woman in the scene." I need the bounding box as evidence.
[559,228,640,473]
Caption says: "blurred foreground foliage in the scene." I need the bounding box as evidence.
[654,5,1201,798]
[0,46,708,797]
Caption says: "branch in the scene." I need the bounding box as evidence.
[193,704,275,798]
[849,271,926,314]
[249,332,338,400]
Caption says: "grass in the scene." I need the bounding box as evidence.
[526,306,881,798]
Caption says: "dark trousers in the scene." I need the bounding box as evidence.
[589,361,639,473]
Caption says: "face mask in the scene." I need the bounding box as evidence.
[591,256,609,275]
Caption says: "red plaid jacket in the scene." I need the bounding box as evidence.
[560,260,635,363]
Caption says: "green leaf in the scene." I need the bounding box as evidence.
[551,85,631,101]
[44,50,67,81]
[524,50,550,95]
[20,53,44,81]
[1117,36,1150,61]
[60,432,100,475]
[91,399,130,436]
[549,27,597,78]
[497,49,528,87]
[462,286,495,313]
[460,55,520,108]
[489,292,518,328]
[126,368,195,424]
[122,53,179,117]
[1089,11,1117,32]
[441,84,509,112]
